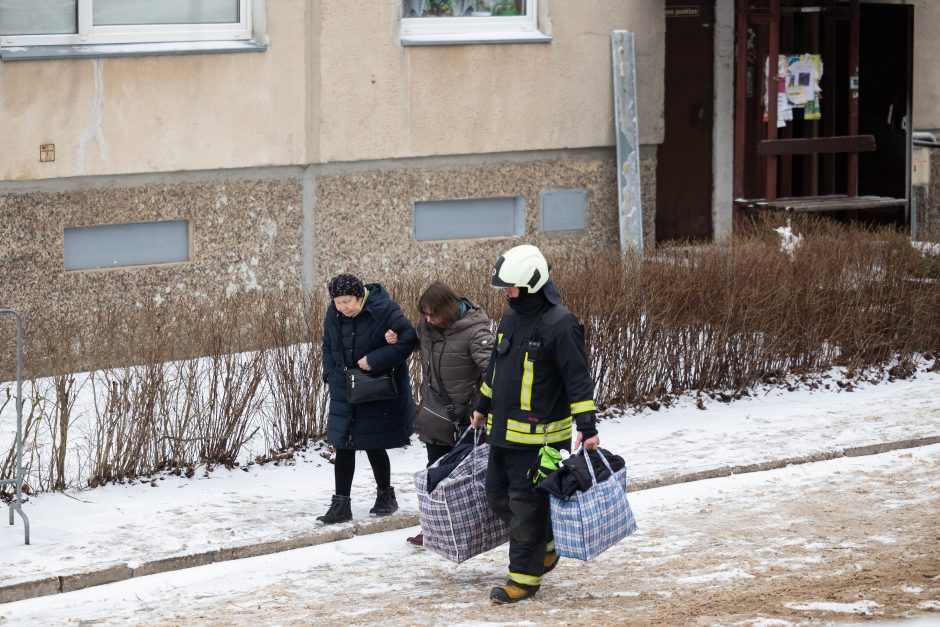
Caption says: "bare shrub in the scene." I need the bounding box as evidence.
[0,379,73,497]
[0,383,45,500]
[551,221,939,406]
[260,291,328,453]
[192,351,264,466]
[48,374,79,491]
[157,359,203,470]
[3,221,938,495]
[86,364,165,488]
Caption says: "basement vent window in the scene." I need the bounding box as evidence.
[414,197,525,241]
[540,188,587,232]
[0,0,265,60]
[64,220,190,271]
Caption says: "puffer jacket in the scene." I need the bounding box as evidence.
[322,283,418,450]
[414,299,494,445]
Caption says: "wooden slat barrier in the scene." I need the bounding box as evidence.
[757,134,876,156]
[738,194,907,213]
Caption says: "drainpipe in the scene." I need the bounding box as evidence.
[912,131,940,149]
[911,132,940,240]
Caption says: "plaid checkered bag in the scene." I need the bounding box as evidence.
[550,447,637,560]
[414,431,508,563]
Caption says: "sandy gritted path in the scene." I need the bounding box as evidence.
[3,445,939,626]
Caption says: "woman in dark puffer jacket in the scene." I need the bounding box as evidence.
[317,273,417,524]
[398,282,494,545]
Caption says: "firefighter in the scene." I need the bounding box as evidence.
[471,244,600,603]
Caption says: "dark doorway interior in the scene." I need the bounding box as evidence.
[656,0,715,243]
[859,3,913,224]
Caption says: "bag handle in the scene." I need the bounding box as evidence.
[467,426,486,490]
[574,446,614,487]
[458,425,484,448]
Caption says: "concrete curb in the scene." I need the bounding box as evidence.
[0,513,421,605]
[2,436,938,605]
[629,435,940,492]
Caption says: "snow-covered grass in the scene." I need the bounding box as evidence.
[1,366,937,591]
[0,407,936,624]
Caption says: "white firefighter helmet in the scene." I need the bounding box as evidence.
[490,244,550,293]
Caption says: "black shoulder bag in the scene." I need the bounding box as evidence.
[342,323,398,405]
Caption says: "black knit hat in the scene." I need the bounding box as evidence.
[328,273,364,299]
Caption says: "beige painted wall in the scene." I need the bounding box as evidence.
[317,0,664,163]
[0,1,307,181]
[1,1,663,181]
[7,1,940,178]
[910,0,940,130]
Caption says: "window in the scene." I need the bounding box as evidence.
[64,220,190,271]
[414,197,524,241]
[0,0,252,48]
[401,0,550,46]
[540,189,587,232]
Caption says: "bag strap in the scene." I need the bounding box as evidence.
[338,315,355,372]
[338,317,390,375]
[430,340,459,422]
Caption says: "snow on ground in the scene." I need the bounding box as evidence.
[1,443,937,625]
[0,367,937,624]
[0,368,937,590]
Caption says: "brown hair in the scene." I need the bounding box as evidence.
[418,282,460,327]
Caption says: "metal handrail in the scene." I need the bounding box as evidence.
[1,308,30,544]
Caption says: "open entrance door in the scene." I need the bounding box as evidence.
[732,0,911,224]
[656,0,715,243]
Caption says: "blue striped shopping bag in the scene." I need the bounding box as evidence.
[550,448,637,560]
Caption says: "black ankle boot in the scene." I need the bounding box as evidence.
[317,494,352,524]
[369,486,398,516]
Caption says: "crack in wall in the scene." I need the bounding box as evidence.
[77,58,109,174]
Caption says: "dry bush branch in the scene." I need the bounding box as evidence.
[3,221,937,494]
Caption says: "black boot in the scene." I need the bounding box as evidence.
[369,486,398,516]
[490,581,539,604]
[316,494,352,524]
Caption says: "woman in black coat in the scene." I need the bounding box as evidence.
[317,273,418,524]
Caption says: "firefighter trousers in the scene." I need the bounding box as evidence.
[485,444,555,587]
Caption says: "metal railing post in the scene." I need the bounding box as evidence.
[1,308,30,545]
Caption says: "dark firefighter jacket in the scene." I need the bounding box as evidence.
[475,280,598,449]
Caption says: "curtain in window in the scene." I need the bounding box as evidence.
[93,0,239,26]
[402,0,526,18]
[0,0,77,35]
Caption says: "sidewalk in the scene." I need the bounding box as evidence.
[2,368,938,604]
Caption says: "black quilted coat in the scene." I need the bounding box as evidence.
[321,283,417,450]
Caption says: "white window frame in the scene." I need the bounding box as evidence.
[400,0,550,46]
[0,0,252,47]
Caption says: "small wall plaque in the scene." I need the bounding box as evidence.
[40,144,55,162]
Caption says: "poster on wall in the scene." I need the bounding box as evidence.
[763,54,823,126]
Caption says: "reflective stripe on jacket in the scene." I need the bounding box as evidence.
[476,300,597,449]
